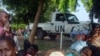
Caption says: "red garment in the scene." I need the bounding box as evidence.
[76,34,86,40]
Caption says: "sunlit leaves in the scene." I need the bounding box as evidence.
[52,0,93,12]
[58,0,69,12]
[2,0,94,23]
[68,0,78,12]
[52,0,78,12]
[52,0,77,12]
[81,0,93,12]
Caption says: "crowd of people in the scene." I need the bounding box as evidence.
[0,10,38,56]
[0,10,100,56]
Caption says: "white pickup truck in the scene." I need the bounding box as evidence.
[27,12,90,39]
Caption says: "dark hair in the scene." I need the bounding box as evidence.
[24,39,31,50]
[87,24,100,45]
[0,35,16,47]
[89,23,100,37]
[30,44,38,52]
[80,47,89,53]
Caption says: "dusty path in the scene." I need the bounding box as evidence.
[17,36,73,56]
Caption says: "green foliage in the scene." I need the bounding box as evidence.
[11,23,26,30]
[2,0,94,23]
[52,0,92,12]
[2,0,54,23]
[81,0,93,12]
[58,0,69,12]
[52,0,78,12]
[3,0,40,23]
[11,24,17,30]
[68,0,78,12]
[18,24,26,29]
[39,0,52,22]
[51,0,60,8]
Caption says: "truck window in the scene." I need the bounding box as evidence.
[55,14,65,21]
[65,13,79,24]
[68,15,78,22]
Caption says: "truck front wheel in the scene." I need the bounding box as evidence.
[36,29,45,39]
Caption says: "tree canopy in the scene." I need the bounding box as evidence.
[2,0,94,24]
[3,0,39,24]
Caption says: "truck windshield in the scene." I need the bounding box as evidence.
[65,13,79,23]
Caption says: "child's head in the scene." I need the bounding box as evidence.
[44,49,65,56]
[0,11,9,26]
[80,47,92,56]
[0,36,17,56]
[26,44,38,56]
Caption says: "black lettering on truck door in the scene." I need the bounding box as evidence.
[60,25,65,32]
[55,25,65,32]
[55,25,59,32]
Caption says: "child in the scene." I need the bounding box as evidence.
[26,44,38,56]
[44,49,65,56]
[18,39,38,56]
[0,10,9,36]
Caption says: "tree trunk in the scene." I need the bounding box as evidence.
[29,0,45,44]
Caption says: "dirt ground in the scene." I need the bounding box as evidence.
[17,36,73,56]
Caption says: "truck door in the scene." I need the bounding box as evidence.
[64,13,80,33]
[50,13,69,34]
[50,13,80,34]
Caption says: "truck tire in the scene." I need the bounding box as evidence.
[36,29,45,39]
